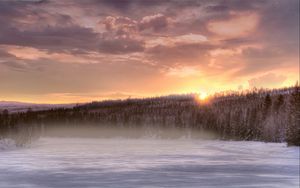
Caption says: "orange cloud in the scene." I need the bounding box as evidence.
[165,66,201,78]
[0,1,298,104]
[248,73,287,88]
[6,46,109,64]
[207,12,259,37]
[146,33,207,48]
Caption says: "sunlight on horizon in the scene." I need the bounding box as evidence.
[198,92,208,101]
[0,0,298,104]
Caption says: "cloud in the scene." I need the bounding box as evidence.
[0,24,99,54]
[248,73,287,89]
[102,16,137,35]
[165,66,200,77]
[0,18,145,55]
[146,43,214,66]
[207,12,259,37]
[139,14,171,32]
[230,45,298,78]
[0,0,298,102]
[102,14,172,36]
[0,61,28,72]
[205,0,266,13]
[98,38,145,54]
[96,0,133,11]
[0,3,145,55]
[0,49,15,58]
[146,33,207,48]
[77,0,202,16]
[5,46,103,64]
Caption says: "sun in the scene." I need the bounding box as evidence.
[198,92,208,101]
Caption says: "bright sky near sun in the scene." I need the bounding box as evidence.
[0,0,299,103]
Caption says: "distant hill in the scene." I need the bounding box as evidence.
[0,101,76,113]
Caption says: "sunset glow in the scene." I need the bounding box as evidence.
[0,1,300,186]
[0,0,298,104]
[198,92,208,101]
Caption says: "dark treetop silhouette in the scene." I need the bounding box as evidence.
[0,85,299,146]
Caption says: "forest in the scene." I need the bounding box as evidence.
[0,85,299,146]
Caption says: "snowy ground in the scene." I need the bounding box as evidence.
[0,138,299,188]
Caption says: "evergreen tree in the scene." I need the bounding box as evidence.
[263,94,272,118]
[274,94,284,112]
[286,84,300,146]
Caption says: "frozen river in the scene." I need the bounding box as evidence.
[0,138,299,188]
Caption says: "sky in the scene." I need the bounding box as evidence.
[0,0,299,104]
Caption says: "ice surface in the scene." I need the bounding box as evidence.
[0,138,299,188]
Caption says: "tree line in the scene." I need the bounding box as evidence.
[0,85,299,146]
